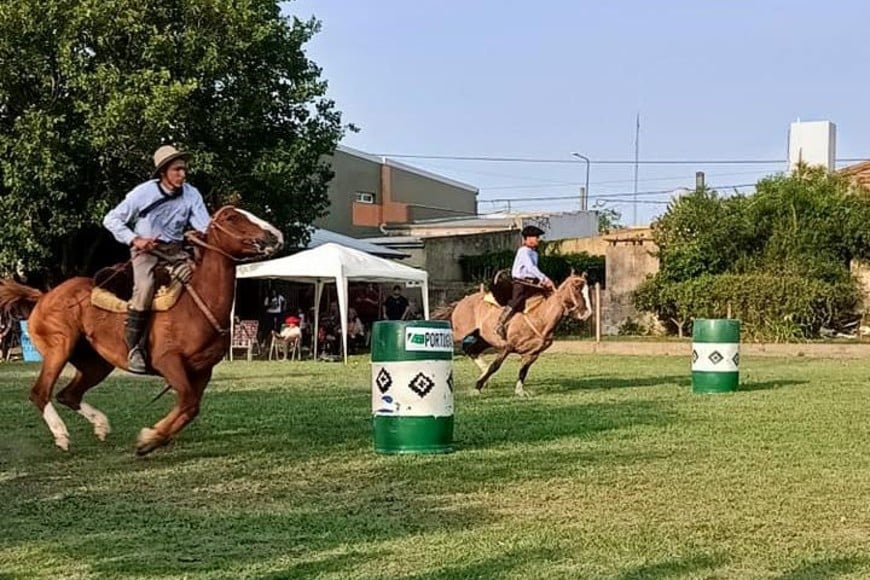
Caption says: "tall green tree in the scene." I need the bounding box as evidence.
[595,206,623,234]
[0,0,348,282]
[652,187,754,282]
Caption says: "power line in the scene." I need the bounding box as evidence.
[376,153,869,165]
[479,169,775,191]
[479,182,756,204]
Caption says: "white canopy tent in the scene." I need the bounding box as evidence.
[235,242,429,363]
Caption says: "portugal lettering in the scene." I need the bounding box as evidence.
[405,329,453,352]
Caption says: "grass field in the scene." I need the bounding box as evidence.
[2,353,870,579]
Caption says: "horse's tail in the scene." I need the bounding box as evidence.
[431,301,457,321]
[0,279,43,317]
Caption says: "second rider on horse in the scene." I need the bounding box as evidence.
[495,225,555,340]
[103,146,210,374]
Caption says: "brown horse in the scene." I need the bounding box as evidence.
[0,206,282,455]
[434,272,591,397]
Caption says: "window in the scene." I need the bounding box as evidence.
[355,191,376,204]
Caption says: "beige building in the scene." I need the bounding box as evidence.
[315,145,479,238]
[552,227,660,334]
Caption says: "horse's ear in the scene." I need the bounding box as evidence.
[570,267,575,276]
[581,271,588,280]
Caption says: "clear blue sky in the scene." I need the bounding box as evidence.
[285,0,870,225]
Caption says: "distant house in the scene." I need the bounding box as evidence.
[376,211,598,241]
[315,145,479,238]
[839,160,870,190]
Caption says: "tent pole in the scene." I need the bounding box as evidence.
[314,281,323,360]
[338,278,349,364]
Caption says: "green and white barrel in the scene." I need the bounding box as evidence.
[371,320,454,454]
[692,319,740,394]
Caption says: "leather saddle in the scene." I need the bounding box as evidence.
[90,261,185,313]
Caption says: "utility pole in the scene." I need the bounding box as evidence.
[571,152,590,211]
[633,113,640,225]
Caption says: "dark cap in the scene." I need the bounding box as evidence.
[521,225,545,238]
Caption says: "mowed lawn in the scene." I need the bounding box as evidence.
[2,353,870,579]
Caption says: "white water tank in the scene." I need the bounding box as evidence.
[788,120,836,172]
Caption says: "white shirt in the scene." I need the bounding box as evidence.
[511,246,549,282]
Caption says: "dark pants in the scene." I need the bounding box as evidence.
[507,278,537,310]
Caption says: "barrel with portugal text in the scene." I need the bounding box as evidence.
[371,320,454,454]
[691,319,740,394]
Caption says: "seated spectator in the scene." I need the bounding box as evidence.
[0,312,15,362]
[347,308,366,353]
[317,322,338,356]
[279,314,302,342]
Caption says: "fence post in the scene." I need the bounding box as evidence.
[595,282,601,343]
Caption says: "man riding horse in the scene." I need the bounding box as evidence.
[103,145,210,373]
[495,225,555,340]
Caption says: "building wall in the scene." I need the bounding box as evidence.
[422,230,518,285]
[523,212,599,241]
[389,163,477,220]
[548,236,608,256]
[314,148,478,238]
[315,149,382,238]
[601,237,660,334]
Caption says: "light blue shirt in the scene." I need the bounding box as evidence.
[103,180,210,246]
[511,246,549,282]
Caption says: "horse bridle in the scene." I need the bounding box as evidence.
[561,279,588,316]
[180,206,271,335]
[184,206,265,263]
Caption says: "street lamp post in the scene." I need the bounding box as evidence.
[571,152,590,211]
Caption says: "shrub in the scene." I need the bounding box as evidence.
[634,273,858,342]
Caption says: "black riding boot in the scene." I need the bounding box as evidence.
[125,309,149,374]
[495,306,515,340]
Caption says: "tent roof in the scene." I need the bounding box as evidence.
[307,228,408,258]
[236,242,428,284]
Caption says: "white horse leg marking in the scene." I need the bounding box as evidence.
[137,427,161,450]
[473,356,489,374]
[43,402,70,451]
[78,402,111,441]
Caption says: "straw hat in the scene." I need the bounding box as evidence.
[152,145,190,178]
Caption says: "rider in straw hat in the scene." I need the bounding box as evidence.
[103,145,210,374]
[495,225,555,340]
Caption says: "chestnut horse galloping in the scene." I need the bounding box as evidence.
[0,206,282,455]
[434,272,591,397]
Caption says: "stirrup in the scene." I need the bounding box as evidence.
[127,347,148,374]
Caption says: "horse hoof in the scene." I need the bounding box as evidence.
[54,436,70,451]
[515,390,532,398]
[95,421,111,442]
[470,388,482,397]
[136,428,164,456]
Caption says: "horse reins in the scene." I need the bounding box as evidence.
[175,209,266,334]
[563,280,588,316]
[183,205,267,263]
